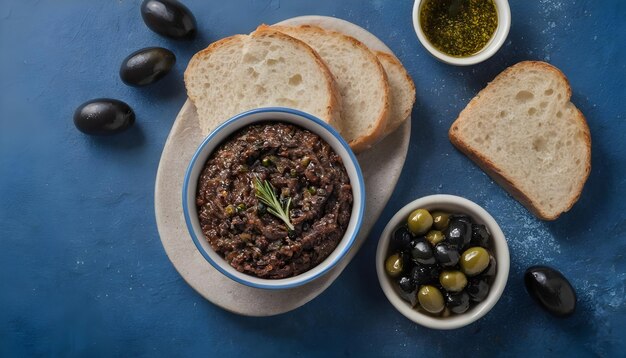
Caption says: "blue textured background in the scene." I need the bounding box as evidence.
[1,0,625,356]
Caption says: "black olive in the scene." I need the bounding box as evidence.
[524,265,576,317]
[434,243,460,268]
[450,214,472,225]
[410,265,429,285]
[471,224,491,248]
[397,276,418,307]
[444,220,471,249]
[141,0,197,39]
[480,255,497,278]
[410,264,440,285]
[445,291,470,314]
[466,278,490,302]
[398,275,416,293]
[409,237,436,265]
[399,251,414,272]
[391,226,413,252]
[120,47,176,87]
[73,99,135,135]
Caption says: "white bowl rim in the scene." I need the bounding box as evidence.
[376,194,510,329]
[182,107,365,290]
[412,0,512,66]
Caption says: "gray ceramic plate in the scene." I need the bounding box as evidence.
[154,16,411,316]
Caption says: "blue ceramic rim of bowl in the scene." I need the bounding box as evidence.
[182,107,365,290]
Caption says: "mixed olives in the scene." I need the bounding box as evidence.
[385,208,497,317]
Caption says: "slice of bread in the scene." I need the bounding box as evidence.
[375,51,416,136]
[268,24,390,153]
[184,27,342,135]
[449,61,591,220]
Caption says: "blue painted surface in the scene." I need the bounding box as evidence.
[1,0,624,356]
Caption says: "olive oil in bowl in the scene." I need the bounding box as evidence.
[419,0,498,58]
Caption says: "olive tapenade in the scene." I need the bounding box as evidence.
[196,122,353,279]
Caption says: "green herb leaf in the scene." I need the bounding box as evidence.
[253,177,294,231]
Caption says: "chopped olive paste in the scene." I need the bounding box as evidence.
[196,123,353,279]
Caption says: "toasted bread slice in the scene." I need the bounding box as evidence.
[375,52,416,136]
[449,61,591,220]
[184,27,342,135]
[268,24,390,153]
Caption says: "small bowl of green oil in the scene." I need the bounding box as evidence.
[412,0,511,66]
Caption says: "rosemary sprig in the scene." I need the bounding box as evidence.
[253,177,294,231]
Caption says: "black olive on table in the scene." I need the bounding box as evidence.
[391,226,413,251]
[446,291,470,314]
[466,278,490,302]
[73,99,135,135]
[141,0,197,39]
[524,265,576,317]
[120,47,176,87]
[409,237,436,265]
[434,242,460,267]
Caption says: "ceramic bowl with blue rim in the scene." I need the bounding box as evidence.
[182,107,365,290]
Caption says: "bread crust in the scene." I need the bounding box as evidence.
[375,51,416,136]
[184,27,342,128]
[270,24,390,153]
[254,25,343,128]
[449,61,591,220]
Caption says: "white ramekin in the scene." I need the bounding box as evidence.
[412,0,511,66]
[376,194,510,329]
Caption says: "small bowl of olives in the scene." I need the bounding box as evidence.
[376,194,509,330]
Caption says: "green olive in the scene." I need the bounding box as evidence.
[225,205,235,216]
[432,211,450,231]
[439,270,468,292]
[236,203,246,213]
[460,247,490,276]
[418,285,445,314]
[407,209,433,235]
[262,157,271,167]
[385,253,404,277]
[425,230,444,245]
